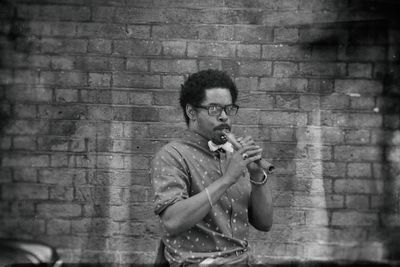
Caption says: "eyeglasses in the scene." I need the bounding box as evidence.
[194,104,239,116]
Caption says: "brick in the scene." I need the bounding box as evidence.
[50,154,70,168]
[331,211,378,226]
[123,155,149,170]
[47,219,71,235]
[274,27,298,42]
[275,94,299,109]
[334,179,383,194]
[13,136,36,150]
[300,62,346,77]
[126,58,148,72]
[239,61,272,76]
[150,59,197,73]
[113,73,161,88]
[39,169,85,185]
[76,57,124,72]
[77,23,126,38]
[296,126,344,144]
[304,209,330,225]
[108,237,157,252]
[10,201,35,216]
[235,77,258,91]
[348,63,372,78]
[160,41,186,57]
[158,107,184,123]
[339,46,386,61]
[262,44,310,60]
[55,89,78,103]
[260,111,307,126]
[39,5,90,21]
[335,79,383,95]
[273,208,305,225]
[162,75,185,90]
[76,186,124,205]
[0,218,45,235]
[273,62,298,77]
[41,38,87,53]
[0,69,13,85]
[334,146,382,162]
[350,96,375,110]
[347,163,372,178]
[187,42,235,58]
[237,92,273,109]
[346,195,370,210]
[5,120,49,135]
[126,25,151,38]
[51,56,74,70]
[153,91,179,106]
[152,25,198,39]
[237,44,261,58]
[48,22,77,37]
[14,70,39,84]
[113,107,158,122]
[40,71,87,86]
[88,39,112,54]
[233,25,273,43]
[321,112,382,128]
[345,129,370,144]
[271,128,295,142]
[199,60,223,71]
[320,94,350,109]
[260,77,307,92]
[113,40,162,55]
[13,104,37,118]
[2,183,48,200]
[197,25,234,41]
[71,218,119,235]
[38,104,87,120]
[88,73,112,87]
[114,8,165,24]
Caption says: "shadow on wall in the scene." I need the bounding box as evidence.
[299,0,400,261]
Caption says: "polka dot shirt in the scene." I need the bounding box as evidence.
[150,130,252,265]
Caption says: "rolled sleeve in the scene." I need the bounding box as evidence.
[151,144,190,215]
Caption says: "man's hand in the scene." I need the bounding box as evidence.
[237,136,264,181]
[223,144,262,185]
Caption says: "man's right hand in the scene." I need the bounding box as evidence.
[223,145,262,185]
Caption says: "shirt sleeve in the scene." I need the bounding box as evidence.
[150,144,190,216]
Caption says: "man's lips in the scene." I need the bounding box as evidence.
[214,125,230,132]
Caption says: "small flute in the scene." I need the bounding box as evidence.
[221,131,275,174]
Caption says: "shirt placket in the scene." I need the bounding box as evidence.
[218,151,235,238]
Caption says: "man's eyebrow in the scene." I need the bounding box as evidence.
[205,103,232,106]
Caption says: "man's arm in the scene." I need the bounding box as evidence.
[248,172,273,231]
[160,176,232,236]
[235,136,274,231]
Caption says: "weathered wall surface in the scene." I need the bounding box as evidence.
[0,0,399,264]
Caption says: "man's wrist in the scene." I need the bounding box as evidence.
[250,170,268,185]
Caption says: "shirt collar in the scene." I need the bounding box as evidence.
[182,130,234,153]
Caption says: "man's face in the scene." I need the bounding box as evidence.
[191,87,234,144]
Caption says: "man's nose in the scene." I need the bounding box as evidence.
[218,110,228,122]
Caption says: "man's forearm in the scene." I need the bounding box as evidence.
[249,177,273,231]
[160,176,234,236]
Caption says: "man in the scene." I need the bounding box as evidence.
[150,69,273,266]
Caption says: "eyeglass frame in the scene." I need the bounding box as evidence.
[193,104,240,116]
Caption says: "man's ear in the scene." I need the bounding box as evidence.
[186,104,196,121]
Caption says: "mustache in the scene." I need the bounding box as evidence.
[214,124,231,131]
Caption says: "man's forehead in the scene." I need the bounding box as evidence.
[203,88,232,104]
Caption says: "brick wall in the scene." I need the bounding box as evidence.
[0,0,399,264]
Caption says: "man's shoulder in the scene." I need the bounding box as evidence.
[155,139,189,157]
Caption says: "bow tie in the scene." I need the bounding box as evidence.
[208,140,234,153]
